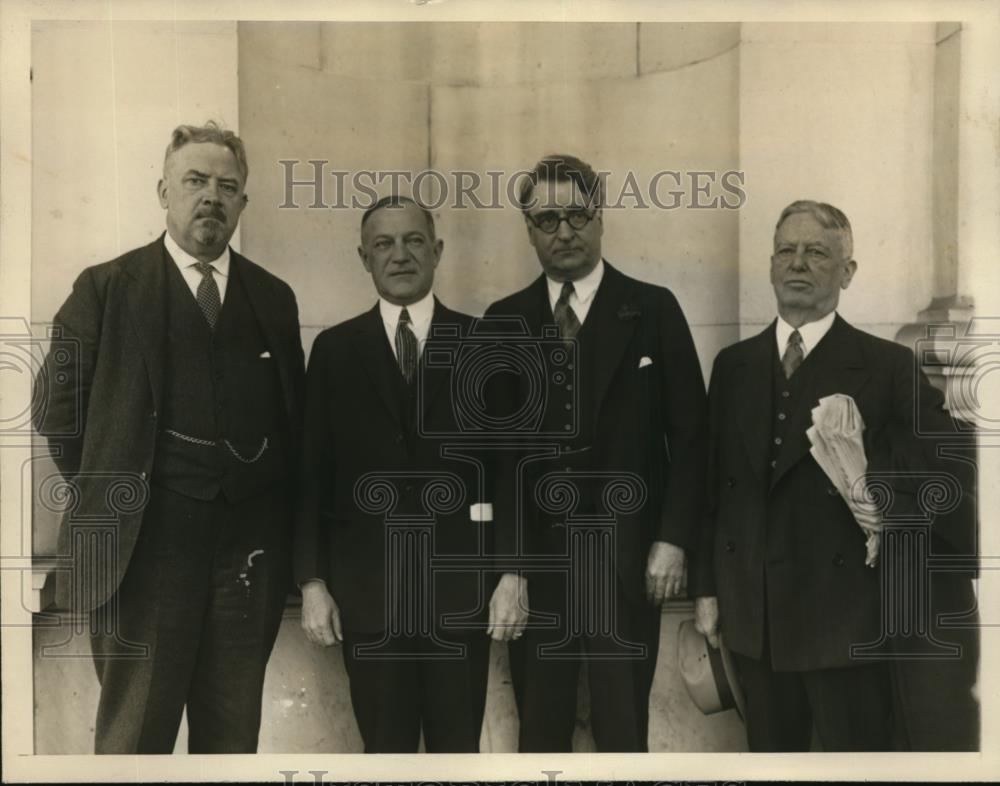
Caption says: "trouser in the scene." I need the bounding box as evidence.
[887,570,980,751]
[89,485,290,754]
[509,571,661,752]
[340,629,491,753]
[730,645,893,752]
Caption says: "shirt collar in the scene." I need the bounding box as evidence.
[546,258,605,305]
[378,289,435,332]
[164,231,230,278]
[775,310,836,359]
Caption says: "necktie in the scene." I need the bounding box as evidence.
[395,307,418,384]
[782,329,804,379]
[193,261,222,329]
[553,281,581,342]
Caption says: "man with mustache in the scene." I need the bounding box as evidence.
[294,196,491,752]
[484,155,708,751]
[690,200,979,751]
[33,122,305,753]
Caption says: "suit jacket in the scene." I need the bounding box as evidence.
[33,235,305,612]
[484,262,708,605]
[293,300,491,635]
[690,315,978,675]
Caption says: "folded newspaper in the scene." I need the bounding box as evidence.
[806,394,881,566]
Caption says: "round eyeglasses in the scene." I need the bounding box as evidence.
[527,208,595,234]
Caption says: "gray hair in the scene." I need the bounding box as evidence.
[774,200,853,260]
[163,120,248,184]
[361,194,436,240]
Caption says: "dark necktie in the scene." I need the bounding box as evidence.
[782,329,804,379]
[193,261,222,329]
[553,281,581,342]
[395,307,418,384]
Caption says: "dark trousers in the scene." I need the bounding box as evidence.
[340,629,491,753]
[509,572,661,752]
[89,486,290,754]
[731,645,893,751]
[888,571,980,751]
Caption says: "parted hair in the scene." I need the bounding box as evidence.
[517,154,603,212]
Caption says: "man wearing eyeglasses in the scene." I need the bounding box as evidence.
[483,154,707,751]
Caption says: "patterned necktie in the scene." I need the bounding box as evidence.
[193,261,222,329]
[553,281,581,342]
[782,329,804,379]
[395,307,418,384]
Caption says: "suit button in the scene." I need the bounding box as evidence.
[833,553,845,566]
[563,424,572,431]
[774,437,782,445]
[777,412,786,421]
[770,459,777,468]
[782,391,790,398]
[150,410,157,420]
[564,403,572,411]
[139,471,147,480]
[725,540,736,552]
[726,477,735,488]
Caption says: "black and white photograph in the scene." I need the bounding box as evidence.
[1,0,998,782]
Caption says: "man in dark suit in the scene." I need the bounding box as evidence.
[690,200,979,751]
[295,196,491,753]
[32,122,305,753]
[484,155,708,751]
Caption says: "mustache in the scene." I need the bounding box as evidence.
[195,207,227,222]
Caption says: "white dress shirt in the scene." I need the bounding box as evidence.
[164,231,231,303]
[378,289,435,360]
[775,310,836,360]
[546,258,605,325]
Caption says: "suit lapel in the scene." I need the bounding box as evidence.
[529,274,553,334]
[420,299,462,422]
[232,252,298,422]
[589,263,640,420]
[770,315,870,490]
[352,304,405,428]
[123,237,169,413]
[737,324,776,486]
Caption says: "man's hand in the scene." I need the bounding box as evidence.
[694,595,720,649]
[300,580,342,646]
[645,540,686,604]
[487,572,529,642]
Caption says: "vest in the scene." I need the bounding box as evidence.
[534,311,600,525]
[152,259,288,501]
[769,332,826,478]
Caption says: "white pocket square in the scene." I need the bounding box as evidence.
[639,356,653,368]
[259,351,272,358]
